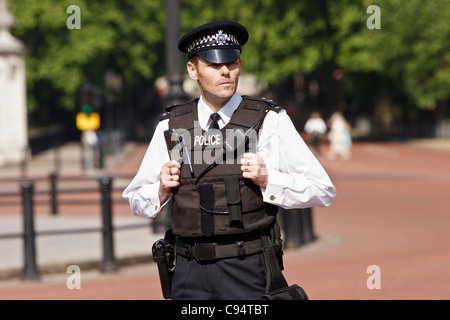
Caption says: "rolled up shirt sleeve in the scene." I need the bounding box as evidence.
[122,120,171,218]
[258,109,336,209]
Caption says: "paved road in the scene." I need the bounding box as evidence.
[1,140,449,300]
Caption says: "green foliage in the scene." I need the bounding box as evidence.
[7,0,450,127]
[9,0,165,114]
[386,0,450,109]
[335,0,450,109]
[182,0,334,81]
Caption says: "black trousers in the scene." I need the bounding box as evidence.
[171,253,267,300]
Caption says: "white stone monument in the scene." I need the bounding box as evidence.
[0,0,27,165]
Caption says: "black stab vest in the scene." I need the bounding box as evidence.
[163,96,283,238]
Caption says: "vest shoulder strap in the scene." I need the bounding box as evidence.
[159,112,170,121]
[161,96,285,130]
[159,98,199,122]
[228,96,285,131]
[161,99,199,132]
[241,95,285,113]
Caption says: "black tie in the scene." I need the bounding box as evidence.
[209,113,220,130]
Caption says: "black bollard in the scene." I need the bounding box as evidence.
[21,180,40,280]
[99,177,117,273]
[280,208,316,249]
[301,208,316,244]
[49,173,58,215]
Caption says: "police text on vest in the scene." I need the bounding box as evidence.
[194,133,222,146]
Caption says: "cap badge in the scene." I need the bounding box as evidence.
[216,30,227,45]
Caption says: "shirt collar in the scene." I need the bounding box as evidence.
[198,92,242,130]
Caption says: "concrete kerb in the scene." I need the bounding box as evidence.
[0,214,165,282]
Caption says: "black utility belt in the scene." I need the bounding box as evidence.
[176,237,264,262]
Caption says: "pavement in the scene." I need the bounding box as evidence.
[0,142,167,279]
[0,138,450,300]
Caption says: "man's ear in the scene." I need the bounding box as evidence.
[187,61,198,81]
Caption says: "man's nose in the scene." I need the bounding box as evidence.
[220,64,230,76]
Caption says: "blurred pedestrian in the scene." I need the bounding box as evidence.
[123,20,336,300]
[304,112,327,156]
[327,111,352,160]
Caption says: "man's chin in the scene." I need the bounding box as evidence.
[216,87,236,99]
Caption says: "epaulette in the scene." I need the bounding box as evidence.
[159,111,170,121]
[159,98,199,121]
[241,95,285,113]
[164,98,199,113]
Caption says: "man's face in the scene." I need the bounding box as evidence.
[187,57,242,107]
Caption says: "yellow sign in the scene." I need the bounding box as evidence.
[76,112,100,131]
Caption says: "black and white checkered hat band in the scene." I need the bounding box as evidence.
[187,30,240,54]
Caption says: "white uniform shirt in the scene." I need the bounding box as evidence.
[123,93,336,218]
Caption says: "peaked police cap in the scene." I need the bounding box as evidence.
[178,20,249,64]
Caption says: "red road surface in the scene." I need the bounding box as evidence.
[1,141,449,300]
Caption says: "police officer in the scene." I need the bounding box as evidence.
[123,20,336,300]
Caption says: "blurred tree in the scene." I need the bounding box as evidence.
[378,0,450,110]
[335,0,450,134]
[182,0,335,82]
[9,0,165,130]
[8,0,450,137]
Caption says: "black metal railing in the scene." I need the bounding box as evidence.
[0,174,150,281]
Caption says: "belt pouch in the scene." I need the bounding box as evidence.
[198,184,215,235]
[224,175,242,224]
